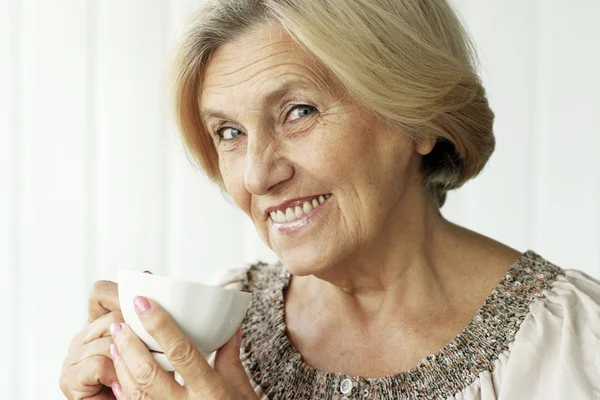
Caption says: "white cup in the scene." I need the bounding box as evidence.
[118,269,252,372]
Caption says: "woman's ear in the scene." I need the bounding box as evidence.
[414,135,437,156]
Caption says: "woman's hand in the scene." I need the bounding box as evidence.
[109,296,257,399]
[59,280,122,399]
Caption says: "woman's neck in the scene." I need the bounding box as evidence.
[283,189,522,376]
[287,190,518,331]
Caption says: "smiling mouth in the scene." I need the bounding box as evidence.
[269,194,330,223]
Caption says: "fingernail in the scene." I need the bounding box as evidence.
[111,381,122,397]
[134,296,151,315]
[110,343,119,361]
[110,322,122,337]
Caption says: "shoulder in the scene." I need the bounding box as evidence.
[206,261,287,293]
[498,252,600,398]
[539,254,600,328]
[520,251,600,342]
[543,260,600,341]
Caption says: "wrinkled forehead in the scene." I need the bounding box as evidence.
[199,22,340,113]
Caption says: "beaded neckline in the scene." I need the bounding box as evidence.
[239,251,563,399]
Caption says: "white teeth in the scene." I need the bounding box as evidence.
[285,208,295,221]
[276,210,286,223]
[303,201,313,214]
[270,195,330,223]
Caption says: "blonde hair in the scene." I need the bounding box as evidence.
[173,0,495,207]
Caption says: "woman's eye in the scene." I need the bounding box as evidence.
[218,127,244,140]
[288,105,316,121]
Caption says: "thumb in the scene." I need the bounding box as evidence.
[214,329,252,393]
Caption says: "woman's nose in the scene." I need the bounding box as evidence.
[243,136,294,196]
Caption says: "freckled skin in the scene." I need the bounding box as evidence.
[200,22,523,377]
[200,22,433,278]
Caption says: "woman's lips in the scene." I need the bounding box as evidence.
[269,194,331,235]
[268,194,330,223]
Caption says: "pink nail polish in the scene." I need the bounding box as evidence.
[110,343,119,360]
[111,381,122,396]
[134,296,151,314]
[110,322,122,337]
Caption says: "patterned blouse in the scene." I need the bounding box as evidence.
[208,251,600,399]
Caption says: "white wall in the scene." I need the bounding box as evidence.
[0,1,598,398]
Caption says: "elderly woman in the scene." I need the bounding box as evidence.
[60,0,600,399]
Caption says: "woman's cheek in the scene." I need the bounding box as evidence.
[220,158,249,209]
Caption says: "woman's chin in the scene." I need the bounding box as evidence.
[277,249,335,277]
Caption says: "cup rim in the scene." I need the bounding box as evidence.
[118,269,251,298]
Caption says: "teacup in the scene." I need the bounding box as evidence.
[118,269,252,372]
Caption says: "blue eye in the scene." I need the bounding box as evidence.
[288,105,316,121]
[218,127,244,140]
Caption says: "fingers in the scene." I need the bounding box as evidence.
[93,386,118,400]
[77,355,119,388]
[110,322,183,399]
[109,343,133,399]
[65,336,115,369]
[132,297,219,395]
[59,355,117,398]
[64,386,116,400]
[88,280,120,322]
[62,314,124,400]
[87,270,152,322]
[82,311,125,344]
[214,329,253,395]
[70,311,124,353]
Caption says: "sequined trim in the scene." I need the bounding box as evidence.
[238,251,563,399]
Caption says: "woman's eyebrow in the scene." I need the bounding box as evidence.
[200,108,230,121]
[261,80,312,105]
[201,80,314,121]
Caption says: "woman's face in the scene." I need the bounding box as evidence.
[200,22,429,275]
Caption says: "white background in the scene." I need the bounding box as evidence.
[1,1,599,398]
